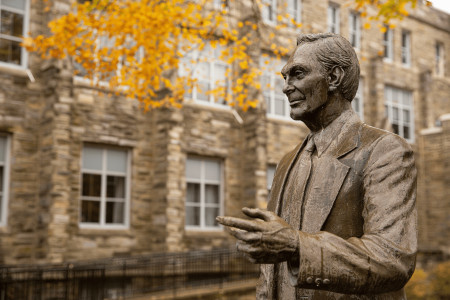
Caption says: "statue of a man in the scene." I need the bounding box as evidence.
[217,33,417,299]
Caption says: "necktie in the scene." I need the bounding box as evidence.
[288,136,316,231]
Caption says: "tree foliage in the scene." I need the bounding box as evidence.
[24,0,425,111]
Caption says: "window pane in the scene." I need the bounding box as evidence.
[1,11,23,37]
[205,207,219,227]
[403,109,410,123]
[205,160,220,181]
[402,92,411,105]
[403,126,410,140]
[0,136,5,162]
[186,158,201,179]
[187,183,200,203]
[392,124,399,135]
[186,206,200,226]
[82,173,101,197]
[197,82,210,101]
[393,107,399,121]
[82,147,103,170]
[106,202,125,224]
[2,0,26,10]
[0,166,3,192]
[0,38,21,65]
[81,200,100,223]
[107,176,125,198]
[107,149,127,173]
[274,97,285,116]
[352,97,360,113]
[205,184,219,204]
[265,95,272,114]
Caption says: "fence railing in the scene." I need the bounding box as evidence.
[0,247,259,300]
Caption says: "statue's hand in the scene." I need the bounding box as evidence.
[216,208,298,264]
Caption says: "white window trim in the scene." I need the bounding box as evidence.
[384,86,414,143]
[262,0,277,25]
[287,0,301,25]
[327,4,340,34]
[401,31,411,67]
[0,0,30,69]
[383,27,394,62]
[352,79,364,120]
[185,157,224,231]
[79,146,131,229]
[0,135,11,227]
[349,12,361,50]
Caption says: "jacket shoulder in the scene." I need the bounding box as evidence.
[360,123,412,152]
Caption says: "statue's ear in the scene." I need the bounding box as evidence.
[327,66,344,92]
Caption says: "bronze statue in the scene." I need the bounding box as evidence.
[217,33,417,299]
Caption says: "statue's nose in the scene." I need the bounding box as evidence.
[283,81,295,95]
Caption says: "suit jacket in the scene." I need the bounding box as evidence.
[257,111,417,300]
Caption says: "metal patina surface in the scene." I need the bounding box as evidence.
[217,33,417,300]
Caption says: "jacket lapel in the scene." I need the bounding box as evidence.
[267,136,310,214]
[301,113,362,233]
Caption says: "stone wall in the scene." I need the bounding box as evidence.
[417,114,450,259]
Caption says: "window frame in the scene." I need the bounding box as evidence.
[384,86,414,143]
[185,156,224,231]
[349,12,361,50]
[287,0,301,25]
[435,42,444,76]
[262,0,277,24]
[261,56,290,119]
[327,3,340,34]
[401,30,411,67]
[0,134,11,227]
[352,79,364,121]
[180,42,230,108]
[79,145,131,229]
[0,0,30,70]
[383,27,394,62]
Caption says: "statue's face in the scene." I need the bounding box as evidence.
[281,44,329,121]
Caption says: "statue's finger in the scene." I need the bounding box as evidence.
[229,228,261,242]
[242,207,276,221]
[216,216,263,231]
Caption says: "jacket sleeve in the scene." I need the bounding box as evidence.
[288,134,417,294]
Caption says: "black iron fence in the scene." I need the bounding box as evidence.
[0,247,259,300]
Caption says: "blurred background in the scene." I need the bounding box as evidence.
[0,0,449,299]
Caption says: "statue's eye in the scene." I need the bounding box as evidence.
[295,70,304,77]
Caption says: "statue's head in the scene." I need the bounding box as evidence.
[281,33,360,121]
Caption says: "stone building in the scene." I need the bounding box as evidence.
[0,0,449,266]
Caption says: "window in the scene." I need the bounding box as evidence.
[0,135,10,226]
[80,145,130,228]
[352,79,363,120]
[287,0,301,25]
[436,42,444,76]
[383,27,393,61]
[185,157,222,230]
[213,0,228,9]
[0,0,29,68]
[262,0,277,24]
[180,43,228,106]
[349,12,360,49]
[261,56,289,118]
[401,31,411,67]
[384,86,414,142]
[327,4,340,34]
[267,165,276,200]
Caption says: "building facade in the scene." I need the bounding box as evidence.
[0,0,449,265]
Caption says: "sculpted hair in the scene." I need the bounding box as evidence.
[296,33,360,102]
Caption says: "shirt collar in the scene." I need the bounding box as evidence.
[311,109,354,157]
